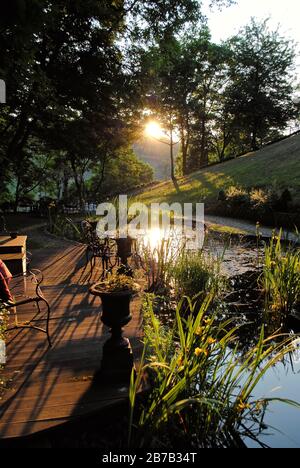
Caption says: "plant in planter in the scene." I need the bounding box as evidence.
[89,275,140,381]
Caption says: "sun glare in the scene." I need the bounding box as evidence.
[145,121,164,139]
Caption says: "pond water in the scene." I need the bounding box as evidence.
[137,227,300,448]
[247,349,300,448]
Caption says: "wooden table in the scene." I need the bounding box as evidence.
[0,235,27,275]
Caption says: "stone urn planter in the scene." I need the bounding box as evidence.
[89,275,139,381]
[115,236,133,265]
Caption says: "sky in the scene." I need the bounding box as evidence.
[203,0,300,77]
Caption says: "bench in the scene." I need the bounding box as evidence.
[4,269,52,347]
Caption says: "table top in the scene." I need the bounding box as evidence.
[0,235,27,247]
[0,236,27,256]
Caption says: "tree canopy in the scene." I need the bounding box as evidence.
[0,1,298,209]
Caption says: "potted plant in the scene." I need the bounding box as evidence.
[90,274,139,325]
[89,274,140,380]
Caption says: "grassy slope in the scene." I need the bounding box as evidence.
[136,133,300,206]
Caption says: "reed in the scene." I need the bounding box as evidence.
[263,231,300,317]
[128,294,299,448]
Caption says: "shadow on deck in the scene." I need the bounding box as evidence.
[0,238,143,440]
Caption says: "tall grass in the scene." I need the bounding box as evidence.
[135,234,184,293]
[170,249,224,304]
[128,295,299,448]
[263,231,300,317]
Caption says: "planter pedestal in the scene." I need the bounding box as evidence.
[89,285,136,382]
[101,333,134,382]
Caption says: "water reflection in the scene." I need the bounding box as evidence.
[135,227,300,448]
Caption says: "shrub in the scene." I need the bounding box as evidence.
[226,186,249,207]
[250,188,271,212]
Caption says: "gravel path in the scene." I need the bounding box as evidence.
[205,214,297,241]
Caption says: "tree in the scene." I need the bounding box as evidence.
[0,0,209,207]
[0,0,238,203]
[226,19,297,151]
[88,146,153,200]
[188,39,231,169]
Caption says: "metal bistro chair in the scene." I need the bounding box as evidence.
[81,220,118,279]
[5,269,52,347]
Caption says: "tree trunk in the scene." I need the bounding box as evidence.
[199,117,208,167]
[70,155,85,213]
[169,122,175,181]
[251,124,259,151]
[14,174,21,214]
[199,92,208,168]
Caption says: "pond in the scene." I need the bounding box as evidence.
[136,226,300,448]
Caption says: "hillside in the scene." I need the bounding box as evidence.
[134,138,179,180]
[136,133,300,209]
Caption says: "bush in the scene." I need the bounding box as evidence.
[226,186,250,207]
[250,188,271,211]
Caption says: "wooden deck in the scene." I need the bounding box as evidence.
[0,236,143,439]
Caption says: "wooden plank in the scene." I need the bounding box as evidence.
[0,235,143,439]
[0,398,126,439]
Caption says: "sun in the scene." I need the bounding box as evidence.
[145,121,164,139]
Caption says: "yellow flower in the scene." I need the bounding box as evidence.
[207,337,216,345]
[237,400,251,412]
[195,327,203,336]
[203,317,212,325]
[177,355,184,366]
[195,347,208,357]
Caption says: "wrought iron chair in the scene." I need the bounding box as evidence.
[81,220,118,278]
[4,269,52,347]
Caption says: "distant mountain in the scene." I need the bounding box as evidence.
[133,138,179,180]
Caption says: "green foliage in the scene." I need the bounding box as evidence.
[129,295,299,448]
[89,146,154,200]
[51,216,82,242]
[226,186,249,207]
[93,274,139,293]
[1,3,297,206]
[263,231,300,317]
[226,19,297,151]
[171,249,224,302]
